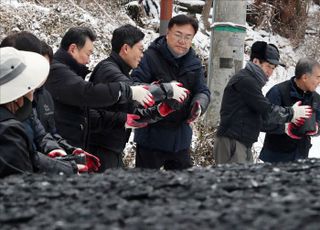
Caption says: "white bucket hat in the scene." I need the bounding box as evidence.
[0,47,49,104]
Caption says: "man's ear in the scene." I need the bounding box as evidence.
[301,74,309,82]
[120,44,129,55]
[252,58,260,65]
[68,43,77,54]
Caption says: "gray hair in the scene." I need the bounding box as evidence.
[295,57,320,79]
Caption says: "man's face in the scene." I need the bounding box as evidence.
[69,38,94,65]
[166,24,195,56]
[302,66,320,92]
[258,61,276,78]
[125,41,144,68]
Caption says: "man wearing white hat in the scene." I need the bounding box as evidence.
[0,47,79,177]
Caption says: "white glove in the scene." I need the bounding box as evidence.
[170,81,189,103]
[130,85,154,107]
[291,101,312,125]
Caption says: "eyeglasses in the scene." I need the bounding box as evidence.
[172,33,193,42]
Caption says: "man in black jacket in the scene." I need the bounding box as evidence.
[0,47,78,177]
[131,15,211,170]
[0,31,99,172]
[260,58,320,163]
[213,41,313,164]
[45,27,154,149]
[88,24,189,171]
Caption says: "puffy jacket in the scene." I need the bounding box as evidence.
[217,62,293,147]
[33,87,77,154]
[131,36,210,152]
[0,107,36,177]
[0,107,77,177]
[88,51,135,153]
[45,48,128,149]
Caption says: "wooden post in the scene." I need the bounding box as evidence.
[159,0,173,35]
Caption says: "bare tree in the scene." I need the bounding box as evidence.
[201,0,213,33]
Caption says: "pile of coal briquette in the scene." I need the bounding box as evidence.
[1,159,320,230]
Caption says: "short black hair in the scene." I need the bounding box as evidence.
[60,26,96,50]
[111,24,145,53]
[168,14,199,34]
[0,31,41,54]
[295,57,320,79]
[40,40,53,63]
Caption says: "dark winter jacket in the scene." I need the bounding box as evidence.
[45,48,130,149]
[0,107,77,178]
[217,62,294,147]
[88,51,135,153]
[131,36,211,152]
[262,77,320,155]
[0,106,36,177]
[33,87,77,154]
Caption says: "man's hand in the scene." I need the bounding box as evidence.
[285,123,302,139]
[48,149,67,158]
[291,101,312,126]
[187,101,201,123]
[73,149,101,172]
[125,114,148,129]
[130,85,154,108]
[167,82,189,103]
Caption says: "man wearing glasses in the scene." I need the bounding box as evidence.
[132,14,211,170]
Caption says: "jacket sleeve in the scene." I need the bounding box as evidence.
[261,86,291,133]
[89,109,127,132]
[46,63,126,108]
[0,121,34,177]
[32,113,62,154]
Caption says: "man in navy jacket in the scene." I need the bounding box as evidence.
[260,58,320,162]
[132,15,211,170]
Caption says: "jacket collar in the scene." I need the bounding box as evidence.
[0,106,15,122]
[53,48,90,77]
[245,61,268,87]
[290,76,312,100]
[150,36,199,70]
[110,51,132,77]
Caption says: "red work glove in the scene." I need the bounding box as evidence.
[125,114,148,129]
[73,149,101,172]
[169,82,190,103]
[130,85,155,108]
[187,101,201,123]
[291,101,312,126]
[48,149,67,158]
[77,164,88,173]
[285,123,302,140]
[157,102,174,117]
[306,122,319,136]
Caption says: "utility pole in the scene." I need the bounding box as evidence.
[205,0,247,127]
[159,0,173,35]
